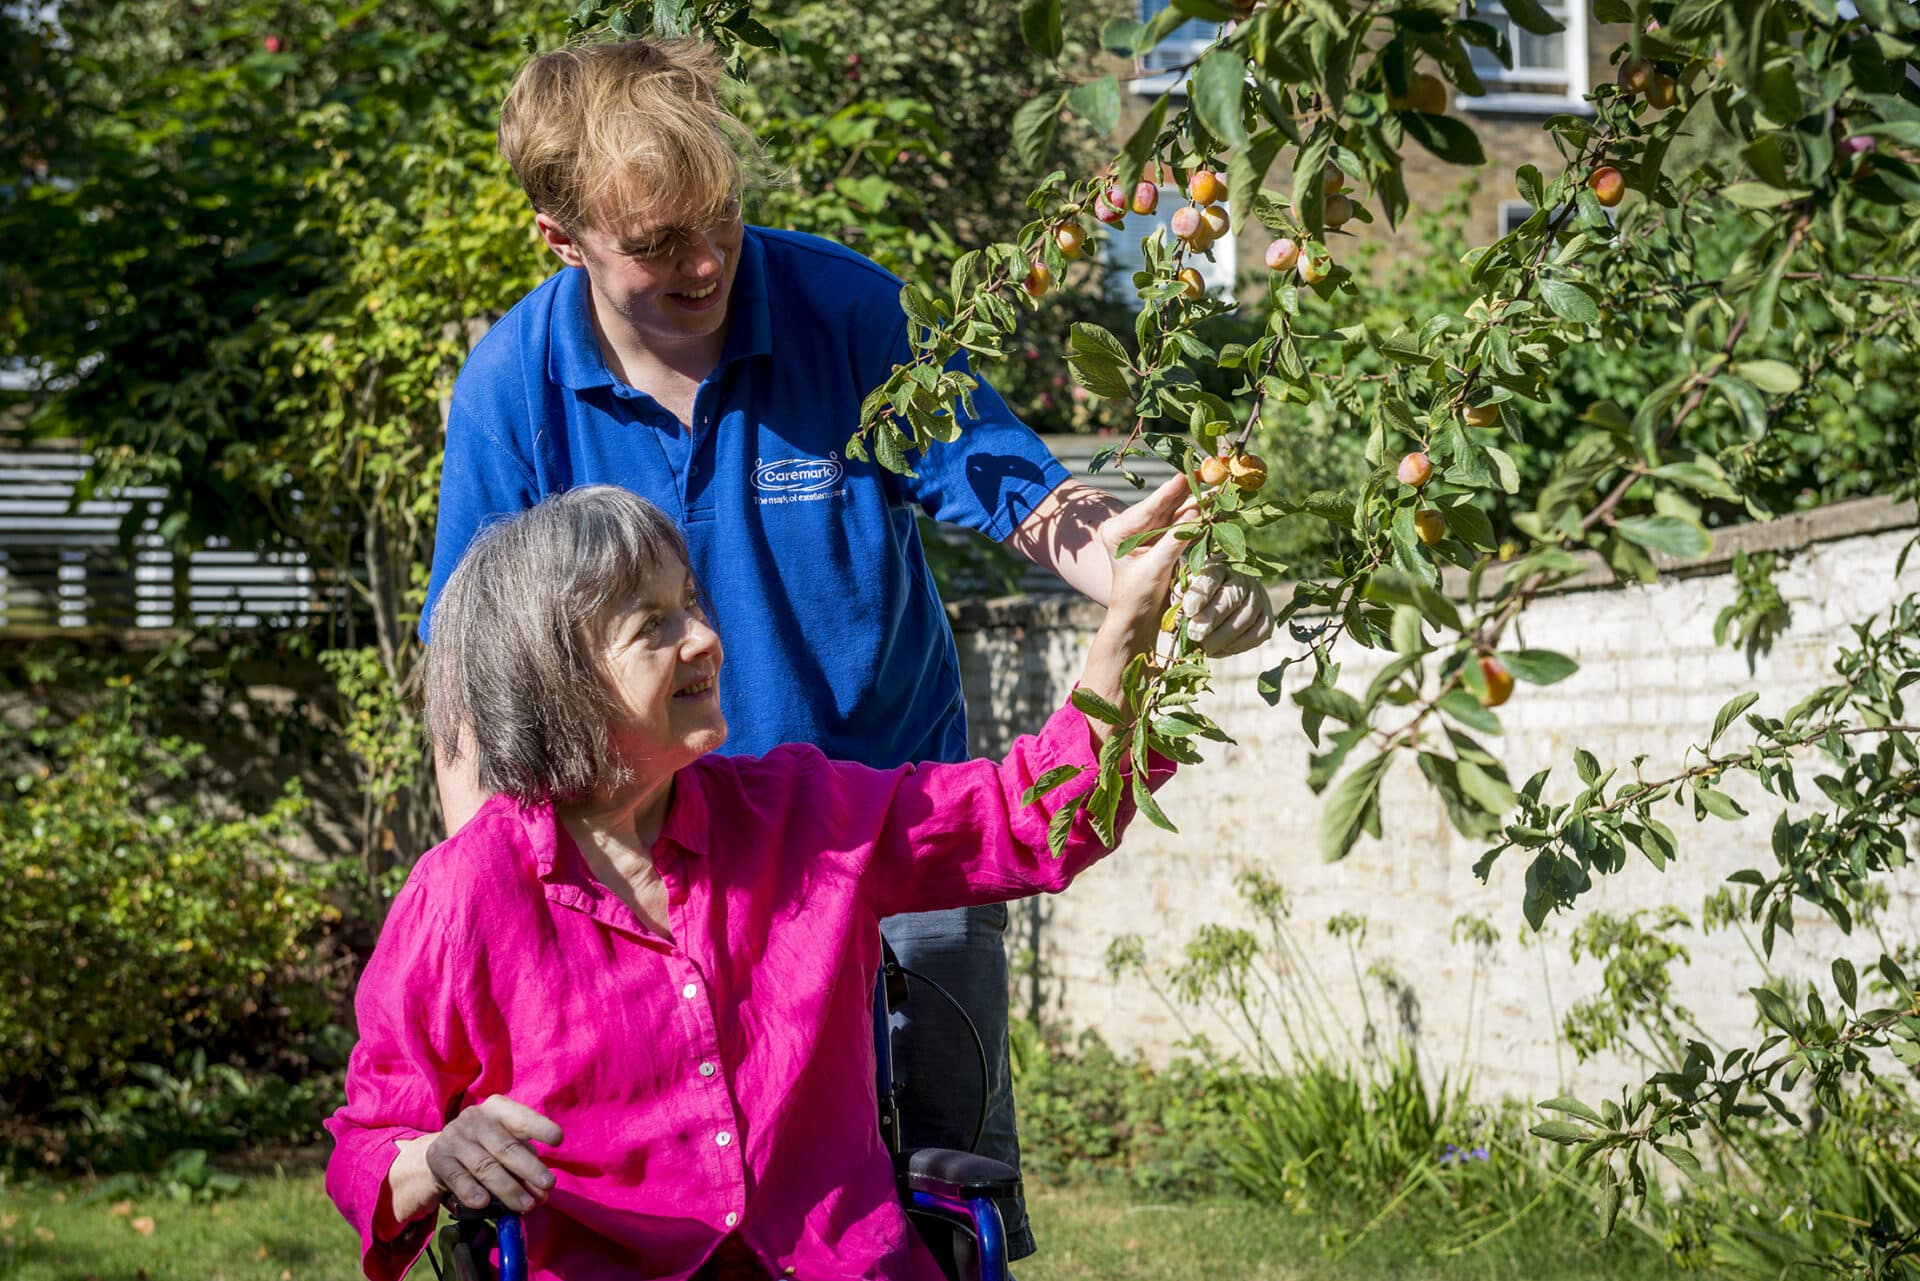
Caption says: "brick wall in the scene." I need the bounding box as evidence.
[951,497,1920,1101]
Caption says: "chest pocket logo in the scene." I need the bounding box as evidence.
[752,454,846,506]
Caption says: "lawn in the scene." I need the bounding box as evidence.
[0,1160,1679,1280]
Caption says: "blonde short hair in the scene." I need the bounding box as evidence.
[498,38,763,236]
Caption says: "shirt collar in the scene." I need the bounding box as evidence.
[526,766,714,883]
[546,228,773,394]
[657,761,713,859]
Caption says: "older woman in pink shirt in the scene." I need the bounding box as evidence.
[325,479,1194,1281]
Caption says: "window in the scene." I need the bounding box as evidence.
[1097,186,1237,303]
[1464,0,1590,113]
[1132,0,1224,95]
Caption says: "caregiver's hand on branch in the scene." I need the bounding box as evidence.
[1180,556,1275,656]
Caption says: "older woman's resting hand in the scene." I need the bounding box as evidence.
[386,1096,564,1223]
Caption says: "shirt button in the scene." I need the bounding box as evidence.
[682,982,698,999]
[716,1131,732,1147]
[725,1211,739,1228]
[699,1061,717,1078]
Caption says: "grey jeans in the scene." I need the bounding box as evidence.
[881,901,1033,1261]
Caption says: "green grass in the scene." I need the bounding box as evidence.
[0,1159,1680,1281]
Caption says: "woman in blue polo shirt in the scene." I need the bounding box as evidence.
[422,36,1274,1262]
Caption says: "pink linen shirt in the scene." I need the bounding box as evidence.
[325,702,1168,1280]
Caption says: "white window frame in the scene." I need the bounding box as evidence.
[1130,0,1224,96]
[1462,0,1591,115]
[1096,186,1237,303]
[1497,199,1535,236]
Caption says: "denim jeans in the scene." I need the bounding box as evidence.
[880,901,1033,1261]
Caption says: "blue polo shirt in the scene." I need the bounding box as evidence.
[424,227,1070,769]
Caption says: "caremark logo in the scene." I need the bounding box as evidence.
[751,455,844,494]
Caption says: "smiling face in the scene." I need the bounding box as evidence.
[538,198,745,357]
[591,557,727,783]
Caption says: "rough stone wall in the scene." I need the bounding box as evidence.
[951,497,1920,1103]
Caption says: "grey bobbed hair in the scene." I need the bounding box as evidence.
[424,485,693,804]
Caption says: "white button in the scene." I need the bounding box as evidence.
[682,982,698,999]
[699,1061,717,1077]
[724,1212,739,1228]
[716,1131,732,1147]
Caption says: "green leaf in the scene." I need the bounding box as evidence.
[1530,1120,1588,1144]
[1734,359,1802,395]
[1021,764,1084,806]
[1539,278,1600,324]
[1071,687,1126,726]
[1119,95,1170,193]
[1498,0,1566,35]
[1721,182,1810,208]
[1320,751,1394,862]
[1502,650,1578,686]
[1456,757,1517,816]
[1438,688,1502,733]
[1066,76,1121,136]
[1131,768,1178,832]
[1710,692,1759,746]
[1696,786,1748,821]
[1539,1095,1604,1125]
[1068,323,1135,400]
[1616,515,1711,559]
[1752,985,1798,1033]
[1019,0,1064,59]
[1833,958,1858,1010]
[1226,129,1284,233]
[1047,794,1083,858]
[1401,112,1486,166]
[1012,92,1066,171]
[1191,48,1249,146]
[1655,1142,1703,1178]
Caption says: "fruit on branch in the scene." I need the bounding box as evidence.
[1643,72,1676,110]
[1176,267,1207,300]
[1188,169,1225,205]
[1197,455,1231,486]
[1391,72,1448,115]
[1131,182,1160,216]
[1397,451,1434,488]
[1200,205,1231,242]
[1414,510,1446,545]
[1616,57,1650,95]
[1323,193,1354,228]
[1844,134,1878,155]
[1055,224,1085,259]
[1322,161,1347,193]
[1477,657,1515,708]
[1298,252,1332,284]
[1228,453,1268,492]
[1023,263,1053,298]
[1265,237,1301,272]
[1462,402,1500,428]
[1095,187,1128,226]
[1589,166,1626,207]
[1171,205,1205,245]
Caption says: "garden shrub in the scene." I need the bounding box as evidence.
[0,670,345,1169]
[1010,1018,1246,1197]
